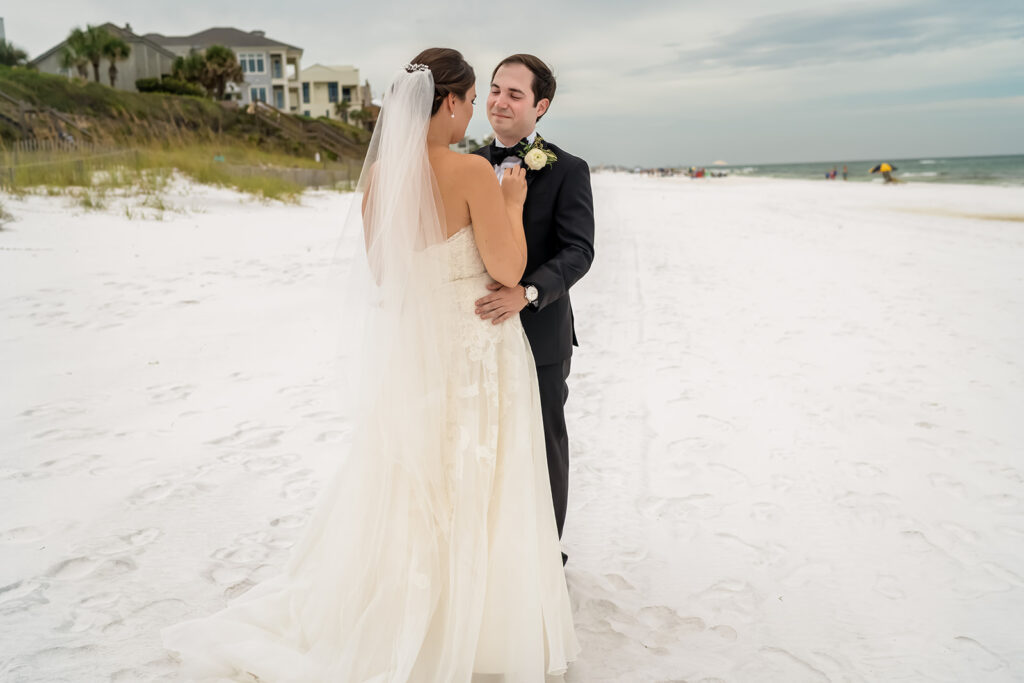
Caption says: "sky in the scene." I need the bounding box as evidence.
[5,0,1023,167]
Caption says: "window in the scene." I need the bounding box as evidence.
[275,90,284,108]
[249,87,267,103]
[272,58,282,79]
[239,53,264,74]
[342,87,352,103]
[328,83,339,103]
[302,83,310,104]
[304,110,310,117]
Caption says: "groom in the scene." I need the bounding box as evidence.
[473,54,595,563]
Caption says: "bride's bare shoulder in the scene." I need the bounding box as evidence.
[455,153,495,184]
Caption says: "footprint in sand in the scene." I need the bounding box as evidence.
[929,472,967,498]
[951,636,1008,673]
[0,525,48,543]
[981,493,1022,513]
[782,562,833,589]
[207,423,285,450]
[935,521,980,545]
[873,574,906,599]
[691,580,759,618]
[18,400,88,419]
[710,624,738,641]
[46,556,136,582]
[977,461,1024,484]
[745,647,830,681]
[0,580,49,615]
[270,513,307,529]
[315,430,347,443]
[750,501,781,522]
[31,427,108,442]
[243,453,300,474]
[128,480,176,505]
[281,469,318,502]
[147,383,196,403]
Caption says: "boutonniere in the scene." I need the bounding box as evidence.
[516,136,557,171]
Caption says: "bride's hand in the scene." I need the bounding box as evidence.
[501,166,527,208]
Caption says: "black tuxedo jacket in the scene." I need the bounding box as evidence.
[473,140,595,366]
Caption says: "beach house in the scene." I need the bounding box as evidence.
[297,64,376,123]
[29,23,177,91]
[145,27,302,112]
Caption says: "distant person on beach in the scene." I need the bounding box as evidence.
[843,165,848,181]
[872,162,898,183]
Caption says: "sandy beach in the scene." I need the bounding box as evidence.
[2,173,1023,681]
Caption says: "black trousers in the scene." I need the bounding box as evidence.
[535,358,571,553]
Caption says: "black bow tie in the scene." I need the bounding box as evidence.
[489,139,527,161]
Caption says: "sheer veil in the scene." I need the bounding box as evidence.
[280,63,461,676]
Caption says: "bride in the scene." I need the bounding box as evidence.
[162,48,580,681]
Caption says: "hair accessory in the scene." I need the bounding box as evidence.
[404,63,430,73]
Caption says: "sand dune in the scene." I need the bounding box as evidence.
[2,174,1022,681]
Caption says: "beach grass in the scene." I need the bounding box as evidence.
[1,145,319,202]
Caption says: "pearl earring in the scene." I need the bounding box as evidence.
[451,112,455,118]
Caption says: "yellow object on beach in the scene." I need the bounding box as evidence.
[879,163,893,172]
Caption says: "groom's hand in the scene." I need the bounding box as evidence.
[475,283,527,325]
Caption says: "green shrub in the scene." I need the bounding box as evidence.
[135,77,206,97]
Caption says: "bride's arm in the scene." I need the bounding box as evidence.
[464,155,527,287]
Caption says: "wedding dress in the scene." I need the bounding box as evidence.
[161,65,579,682]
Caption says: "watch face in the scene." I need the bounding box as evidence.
[526,285,538,302]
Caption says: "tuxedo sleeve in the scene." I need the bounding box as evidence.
[526,158,595,311]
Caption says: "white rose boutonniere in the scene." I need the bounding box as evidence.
[514,135,557,172]
[524,148,547,171]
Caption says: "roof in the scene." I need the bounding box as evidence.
[300,63,360,81]
[145,27,302,52]
[30,22,177,65]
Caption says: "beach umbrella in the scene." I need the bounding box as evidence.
[870,163,896,173]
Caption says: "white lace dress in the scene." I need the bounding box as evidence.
[162,225,579,682]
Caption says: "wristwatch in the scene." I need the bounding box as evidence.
[523,283,539,308]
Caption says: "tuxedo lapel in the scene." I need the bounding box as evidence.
[523,159,540,189]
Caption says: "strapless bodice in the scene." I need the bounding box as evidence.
[444,225,487,282]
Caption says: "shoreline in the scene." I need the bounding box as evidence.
[595,169,1024,191]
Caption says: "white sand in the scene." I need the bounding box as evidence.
[2,174,1022,681]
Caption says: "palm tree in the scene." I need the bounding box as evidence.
[0,39,29,67]
[59,46,89,80]
[61,29,90,80]
[202,45,244,100]
[348,108,368,129]
[66,25,112,82]
[172,53,207,86]
[334,99,350,123]
[103,38,131,88]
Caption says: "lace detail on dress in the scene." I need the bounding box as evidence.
[444,225,486,281]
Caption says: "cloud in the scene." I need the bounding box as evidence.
[650,0,1024,72]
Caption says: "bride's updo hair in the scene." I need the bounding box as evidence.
[409,48,475,116]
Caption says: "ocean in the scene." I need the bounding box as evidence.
[719,154,1024,186]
